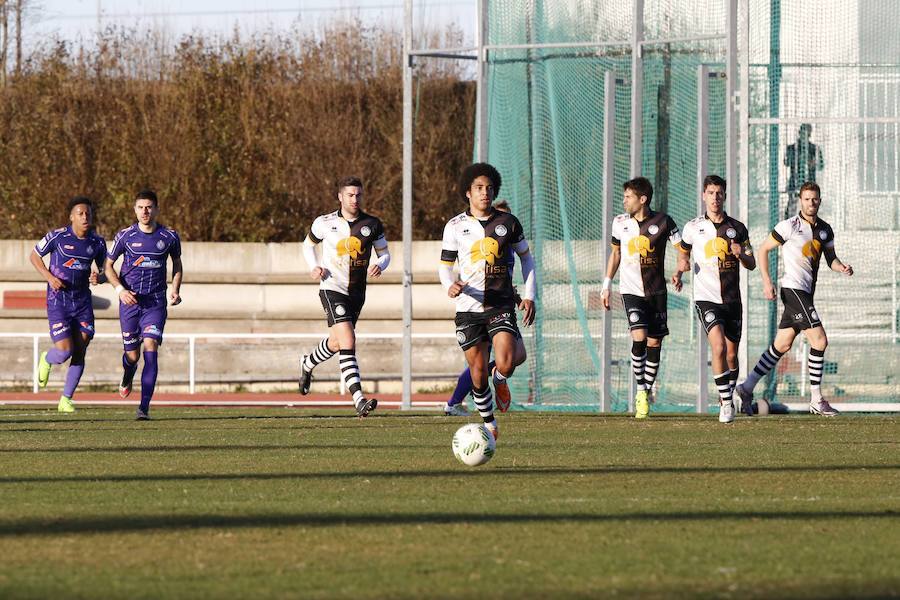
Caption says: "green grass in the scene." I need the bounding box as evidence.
[0,408,898,599]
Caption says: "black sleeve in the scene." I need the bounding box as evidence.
[440,249,458,263]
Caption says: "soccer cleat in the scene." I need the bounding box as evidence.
[492,368,511,412]
[443,403,470,416]
[57,395,75,413]
[809,399,839,417]
[118,374,133,399]
[355,397,377,418]
[38,351,52,388]
[135,409,151,421]
[484,420,499,440]
[299,355,313,396]
[634,390,650,419]
[718,400,735,423]
[735,383,754,416]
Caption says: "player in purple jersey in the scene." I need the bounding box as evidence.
[30,197,108,413]
[105,190,183,420]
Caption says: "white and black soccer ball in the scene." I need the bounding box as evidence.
[452,423,496,467]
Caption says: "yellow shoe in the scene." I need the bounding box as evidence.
[57,395,75,413]
[38,351,52,388]
[634,390,650,419]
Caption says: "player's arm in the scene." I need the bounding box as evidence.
[368,239,390,278]
[600,243,620,311]
[104,256,138,306]
[824,244,852,276]
[439,222,464,298]
[514,241,536,327]
[757,234,780,300]
[90,247,108,285]
[303,220,329,281]
[733,228,756,271]
[667,218,685,292]
[170,255,183,306]
[29,249,66,291]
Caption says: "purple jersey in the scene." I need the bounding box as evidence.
[109,224,182,296]
[34,226,107,306]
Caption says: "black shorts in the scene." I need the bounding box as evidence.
[778,288,822,331]
[455,308,520,351]
[319,290,365,327]
[622,293,669,339]
[694,301,742,343]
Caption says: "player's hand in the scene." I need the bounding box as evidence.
[671,272,683,292]
[310,267,328,281]
[840,263,853,276]
[367,264,382,278]
[89,271,99,286]
[448,281,465,298]
[519,298,536,327]
[119,289,138,305]
[47,275,66,291]
[763,280,777,301]
[170,290,182,306]
[730,241,743,258]
[600,288,611,311]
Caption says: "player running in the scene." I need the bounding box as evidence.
[600,177,683,418]
[735,181,853,416]
[105,190,183,421]
[439,163,536,439]
[675,175,756,423]
[30,197,108,413]
[443,200,527,416]
[298,177,390,417]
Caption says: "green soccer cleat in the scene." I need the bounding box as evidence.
[57,395,75,414]
[634,389,650,419]
[38,351,52,388]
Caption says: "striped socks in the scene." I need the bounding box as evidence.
[809,348,825,403]
[339,349,366,406]
[631,340,648,391]
[304,338,336,371]
[743,344,785,392]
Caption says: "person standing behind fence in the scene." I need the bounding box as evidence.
[735,181,852,416]
[298,176,389,418]
[105,190,183,421]
[30,197,108,413]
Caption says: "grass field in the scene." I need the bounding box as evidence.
[0,408,898,599]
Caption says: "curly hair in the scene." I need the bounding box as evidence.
[458,163,501,202]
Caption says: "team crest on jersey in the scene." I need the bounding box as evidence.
[705,237,731,261]
[470,238,500,265]
[726,228,737,239]
[627,235,654,258]
[87,246,95,255]
[336,237,363,259]
[456,330,466,344]
[704,311,715,323]
[648,224,659,235]
[495,224,508,237]
[810,310,819,320]
[156,240,166,250]
[801,239,822,259]
[360,226,371,237]
[818,230,827,240]
[335,305,347,316]
[628,312,640,323]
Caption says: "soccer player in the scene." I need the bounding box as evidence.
[105,190,183,421]
[298,176,389,417]
[735,181,852,416]
[443,200,527,416]
[675,175,756,423]
[439,163,536,439]
[600,177,683,419]
[30,197,108,413]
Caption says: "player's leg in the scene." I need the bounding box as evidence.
[332,320,372,416]
[135,305,166,420]
[119,302,141,399]
[629,327,650,418]
[644,337,662,396]
[725,337,743,413]
[464,340,498,438]
[444,365,473,416]
[736,327,796,408]
[58,324,93,413]
[643,294,669,404]
[299,291,343,396]
[803,325,836,416]
[40,309,75,388]
[706,325,734,423]
[490,331,518,412]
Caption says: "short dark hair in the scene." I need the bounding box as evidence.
[703,175,726,192]
[337,176,363,192]
[135,189,158,206]
[458,163,501,201]
[799,181,820,196]
[623,177,653,203]
[67,196,93,213]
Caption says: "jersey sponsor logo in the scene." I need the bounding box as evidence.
[495,224,508,237]
[627,235,655,258]
[143,324,162,335]
[488,311,512,325]
[133,256,163,268]
[63,244,75,250]
[360,226,371,237]
[79,321,94,332]
[470,237,500,265]
[63,258,88,270]
[801,239,822,259]
[704,237,731,261]
[648,224,659,235]
[156,240,166,250]
[132,243,143,248]
[52,322,63,328]
[337,236,363,259]
[726,227,737,239]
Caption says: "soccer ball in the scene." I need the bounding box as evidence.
[452,423,496,467]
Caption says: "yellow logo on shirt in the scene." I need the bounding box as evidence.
[627,235,655,258]
[801,239,822,259]
[470,237,500,265]
[704,237,732,261]
[337,237,363,259]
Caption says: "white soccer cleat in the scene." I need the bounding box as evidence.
[718,400,735,423]
[443,403,470,416]
[809,399,839,417]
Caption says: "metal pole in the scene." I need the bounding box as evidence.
[601,71,616,412]
[401,0,414,409]
[764,0,782,402]
[630,0,644,176]
[475,0,489,161]
[738,0,751,381]
[697,65,710,414]
[726,0,738,216]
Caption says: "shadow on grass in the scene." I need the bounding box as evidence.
[1,464,897,485]
[0,443,444,453]
[0,508,896,537]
